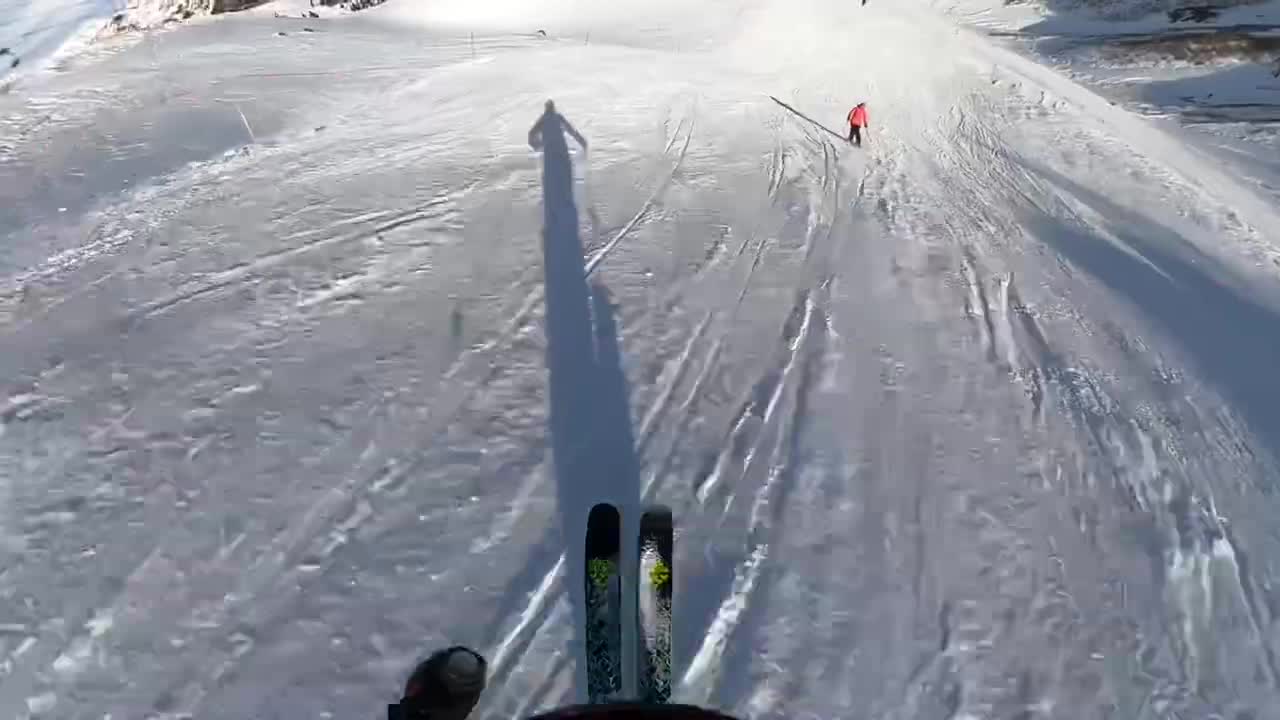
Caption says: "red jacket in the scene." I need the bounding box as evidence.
[848,105,868,127]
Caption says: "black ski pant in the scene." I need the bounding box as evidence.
[848,124,862,146]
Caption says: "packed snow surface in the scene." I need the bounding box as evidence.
[936,0,1280,202]
[0,0,120,82]
[4,0,1280,718]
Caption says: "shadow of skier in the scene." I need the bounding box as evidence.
[769,96,850,143]
[532,99,643,702]
[1020,159,1280,472]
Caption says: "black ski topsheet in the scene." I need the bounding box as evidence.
[585,504,623,702]
[637,507,674,703]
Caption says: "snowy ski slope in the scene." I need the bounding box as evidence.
[0,0,119,84]
[4,0,1280,717]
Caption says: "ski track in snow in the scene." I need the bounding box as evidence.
[4,0,1280,718]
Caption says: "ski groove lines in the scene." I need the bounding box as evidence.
[130,182,480,322]
[637,178,776,345]
[638,223,781,504]
[766,134,788,201]
[636,314,713,455]
[584,117,696,276]
[692,132,840,510]
[644,107,844,511]
[680,281,831,704]
[645,105,802,322]
[692,288,812,511]
[675,114,849,703]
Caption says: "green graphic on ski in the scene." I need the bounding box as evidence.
[585,504,623,702]
[637,506,674,703]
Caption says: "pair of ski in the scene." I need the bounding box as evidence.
[583,505,674,705]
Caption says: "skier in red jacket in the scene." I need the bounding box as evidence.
[847,102,868,147]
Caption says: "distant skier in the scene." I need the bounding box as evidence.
[847,102,868,147]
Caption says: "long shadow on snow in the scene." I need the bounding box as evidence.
[1019,160,1280,471]
[495,100,642,698]
[769,96,850,144]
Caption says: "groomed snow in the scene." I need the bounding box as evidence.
[3,0,1280,717]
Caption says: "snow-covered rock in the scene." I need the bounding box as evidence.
[106,0,282,34]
